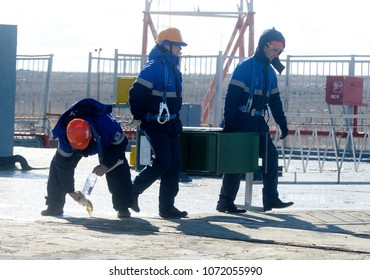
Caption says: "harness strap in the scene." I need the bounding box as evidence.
[145,113,177,122]
[249,58,256,98]
[242,58,273,116]
[156,58,171,124]
[162,59,169,103]
[238,107,266,117]
[244,58,256,113]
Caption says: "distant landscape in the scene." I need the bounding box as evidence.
[48,72,91,114]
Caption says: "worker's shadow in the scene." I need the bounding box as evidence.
[168,210,370,244]
[170,214,264,243]
[253,211,370,240]
[61,216,160,236]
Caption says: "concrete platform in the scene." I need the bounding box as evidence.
[0,209,369,260]
[0,147,369,261]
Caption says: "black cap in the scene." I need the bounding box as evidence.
[257,28,286,74]
[258,27,285,50]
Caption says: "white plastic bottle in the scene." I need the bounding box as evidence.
[82,173,97,196]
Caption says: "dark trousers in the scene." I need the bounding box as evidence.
[133,129,181,212]
[105,157,134,211]
[218,133,280,207]
[45,152,133,211]
[45,152,81,209]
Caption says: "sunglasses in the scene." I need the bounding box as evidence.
[267,42,284,52]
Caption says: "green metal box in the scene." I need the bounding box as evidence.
[180,127,259,175]
[135,127,260,175]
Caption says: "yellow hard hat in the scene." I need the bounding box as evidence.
[66,118,92,150]
[155,27,187,46]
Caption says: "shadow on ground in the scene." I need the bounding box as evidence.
[61,216,160,236]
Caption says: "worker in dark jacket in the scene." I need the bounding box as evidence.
[129,27,188,218]
[217,28,294,213]
[41,98,133,218]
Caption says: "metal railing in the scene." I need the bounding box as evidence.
[282,55,370,116]
[15,51,370,181]
[15,54,53,147]
[84,51,370,175]
[268,112,370,183]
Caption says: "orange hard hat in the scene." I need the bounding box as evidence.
[155,27,187,46]
[66,118,92,150]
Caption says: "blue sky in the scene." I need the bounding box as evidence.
[1,0,368,71]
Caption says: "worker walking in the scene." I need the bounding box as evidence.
[217,28,294,213]
[129,27,188,218]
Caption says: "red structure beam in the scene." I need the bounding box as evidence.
[200,12,255,125]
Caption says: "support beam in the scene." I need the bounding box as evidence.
[0,24,32,170]
[0,25,17,160]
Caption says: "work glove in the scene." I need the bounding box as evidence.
[93,164,109,176]
[279,124,289,139]
[69,191,93,216]
[68,191,84,203]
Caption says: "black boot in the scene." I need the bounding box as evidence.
[117,208,131,218]
[264,200,294,211]
[159,207,188,219]
[41,207,64,216]
[130,194,140,213]
[216,204,246,213]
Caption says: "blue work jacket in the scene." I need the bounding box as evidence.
[223,54,287,133]
[129,45,183,136]
[52,98,127,169]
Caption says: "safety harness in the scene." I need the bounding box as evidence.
[145,58,177,124]
[238,58,272,118]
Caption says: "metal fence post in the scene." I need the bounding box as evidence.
[213,51,224,127]
[86,52,92,98]
[113,49,119,102]
[42,54,53,135]
[244,172,253,207]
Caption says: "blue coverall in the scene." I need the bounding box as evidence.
[219,49,288,208]
[44,98,133,212]
[129,44,184,213]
